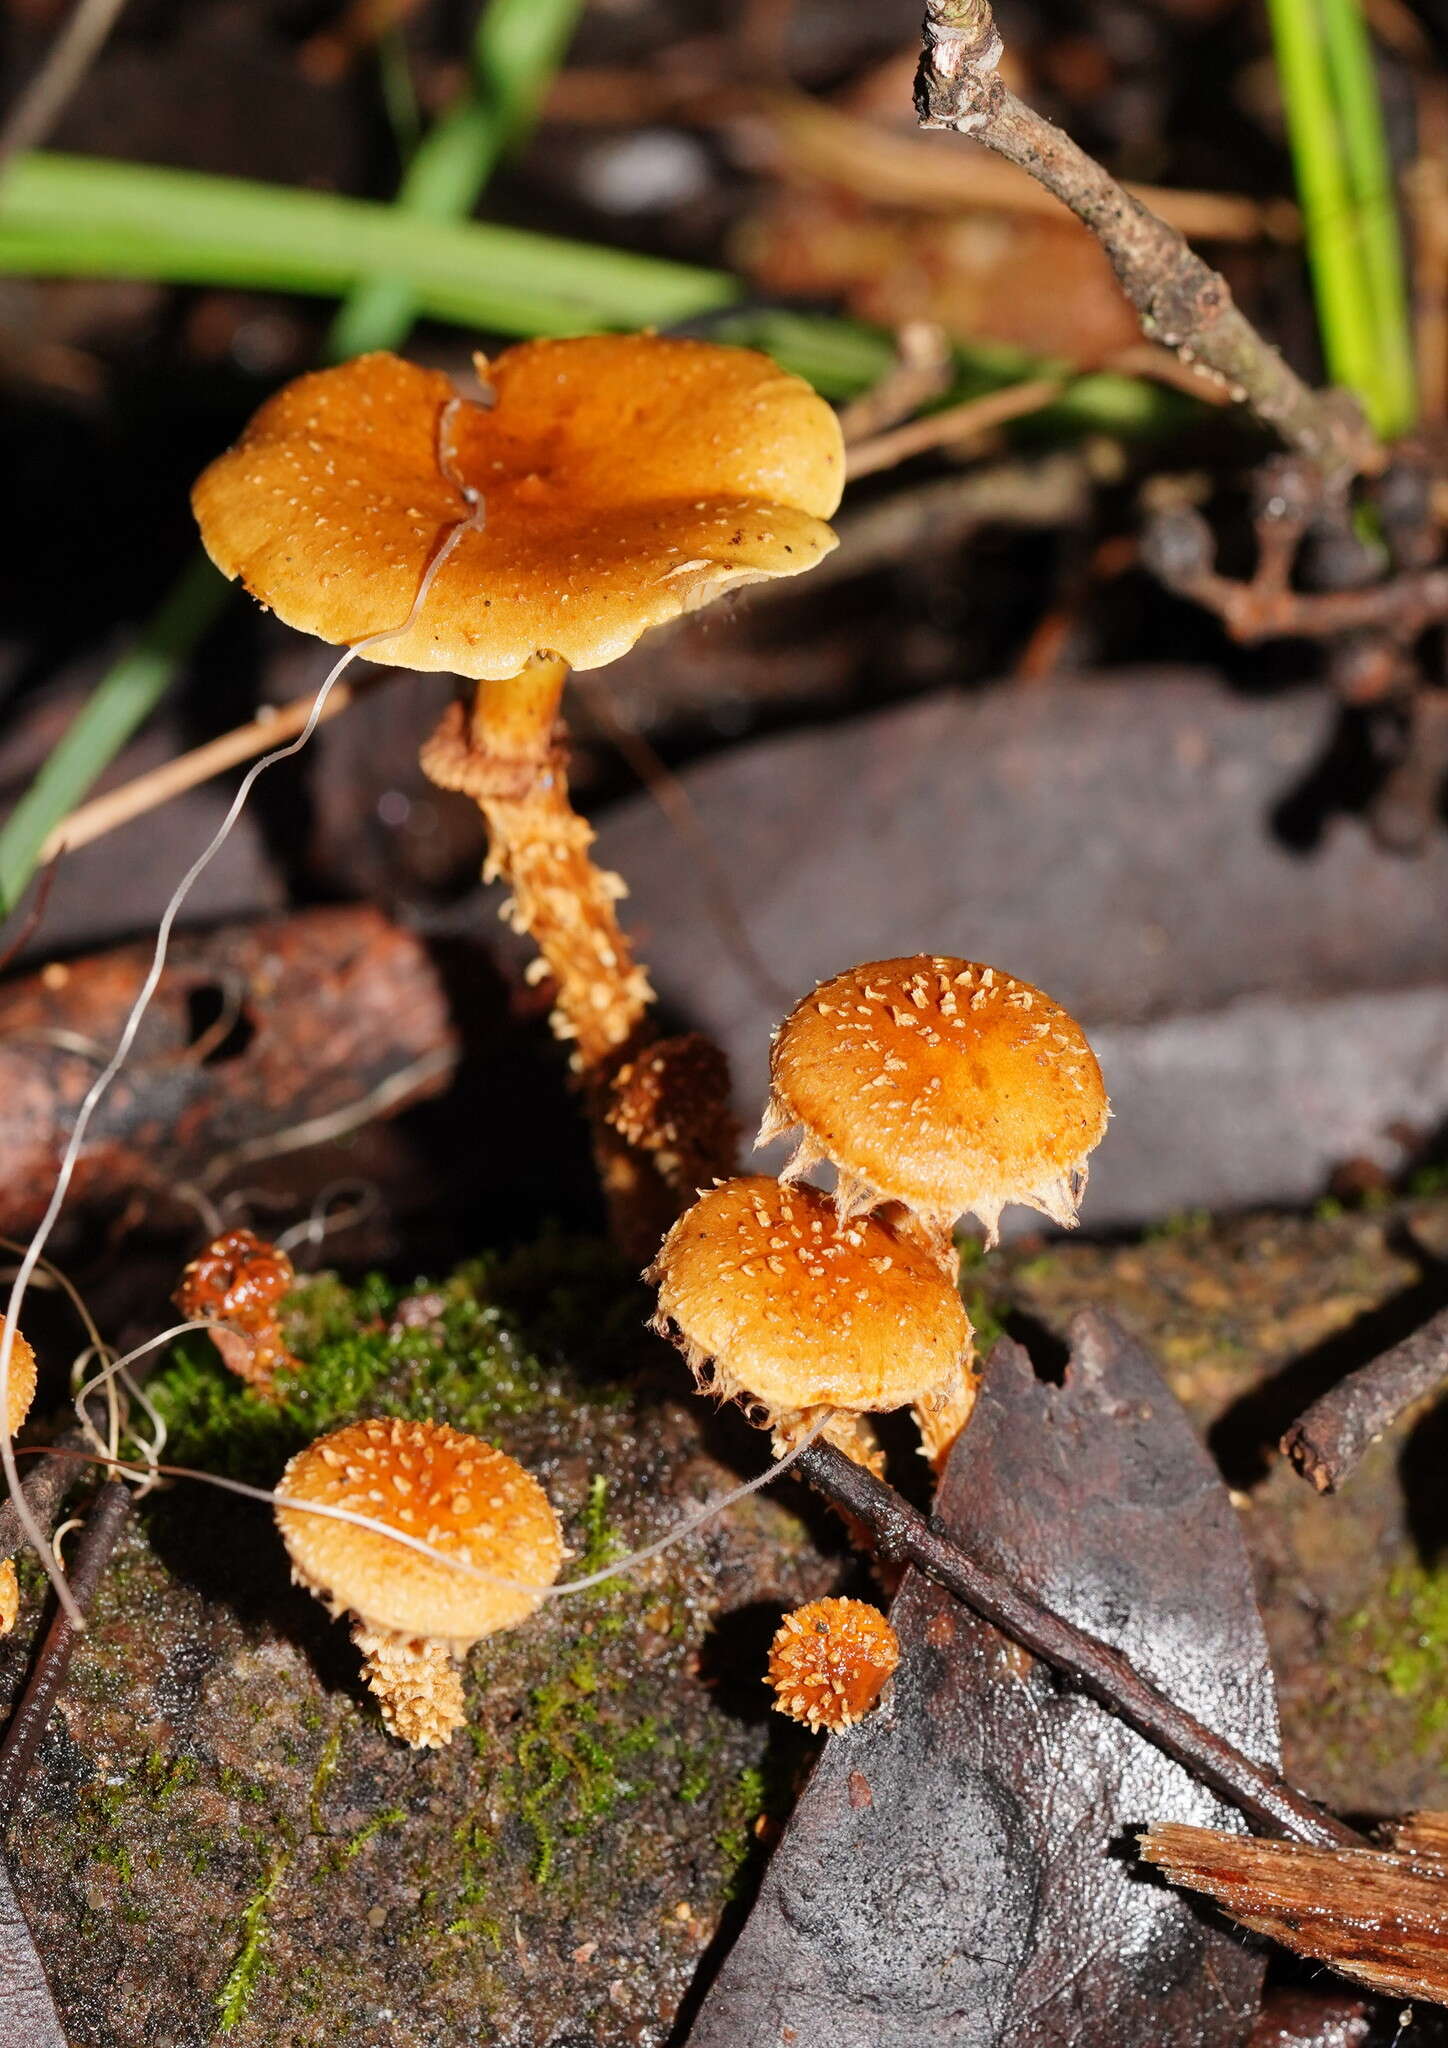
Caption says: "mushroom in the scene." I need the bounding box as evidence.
[649,1174,976,1471]
[275,1416,563,1748]
[767,1597,900,1733]
[174,1227,298,1396]
[0,1320,38,1635]
[192,336,844,1250]
[759,955,1109,1248]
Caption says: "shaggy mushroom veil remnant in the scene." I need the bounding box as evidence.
[192,335,843,1251]
[761,956,1109,1247]
[275,1417,563,1748]
[650,1175,977,1470]
[0,1319,37,1635]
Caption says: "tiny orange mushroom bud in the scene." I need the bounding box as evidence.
[0,1319,38,1635]
[767,1597,900,1733]
[275,1417,563,1748]
[649,1175,976,1471]
[174,1228,298,1395]
[760,955,1109,1247]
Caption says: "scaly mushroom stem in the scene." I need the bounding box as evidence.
[0,1559,17,1636]
[353,1623,467,1750]
[423,653,652,1067]
[422,654,737,1254]
[771,1405,886,1479]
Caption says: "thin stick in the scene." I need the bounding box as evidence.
[844,376,1066,480]
[1282,1303,1448,1492]
[913,0,1377,483]
[38,671,378,864]
[0,0,132,169]
[0,1431,87,1564]
[793,1438,1362,1849]
[0,1480,130,1812]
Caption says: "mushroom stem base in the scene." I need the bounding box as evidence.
[421,658,737,1258]
[353,1624,466,1749]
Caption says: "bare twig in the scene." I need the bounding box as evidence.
[844,375,1066,479]
[37,672,381,864]
[0,1431,87,1565]
[1143,504,1448,643]
[0,861,59,980]
[836,322,953,444]
[913,0,1377,483]
[1282,1303,1448,1493]
[0,1480,131,1813]
[793,1437,1361,1848]
[763,86,1303,245]
[0,0,133,169]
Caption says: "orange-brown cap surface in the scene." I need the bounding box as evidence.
[1,1320,36,1439]
[767,1596,900,1732]
[650,1175,971,1416]
[192,336,843,679]
[276,1417,562,1646]
[762,956,1108,1243]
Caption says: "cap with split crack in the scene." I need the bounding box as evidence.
[192,335,844,679]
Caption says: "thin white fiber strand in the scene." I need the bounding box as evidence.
[0,507,480,1626]
[37,1415,827,1601]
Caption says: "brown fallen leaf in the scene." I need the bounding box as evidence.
[1139,1816,1448,2007]
[735,180,1146,368]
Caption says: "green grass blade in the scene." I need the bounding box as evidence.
[1317,0,1416,435]
[0,0,607,919]
[327,0,587,357]
[0,154,737,331]
[1265,0,1379,409]
[0,555,225,912]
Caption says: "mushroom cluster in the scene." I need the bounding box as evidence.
[192,334,844,1253]
[275,1416,563,1748]
[650,954,1106,1472]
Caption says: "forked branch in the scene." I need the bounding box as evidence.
[914,0,1378,484]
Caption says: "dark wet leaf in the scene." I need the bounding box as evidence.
[688,1310,1279,2047]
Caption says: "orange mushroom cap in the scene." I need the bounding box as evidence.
[276,1417,563,1647]
[650,1175,972,1418]
[767,1596,900,1732]
[1,1319,36,1440]
[761,956,1109,1243]
[192,335,844,679]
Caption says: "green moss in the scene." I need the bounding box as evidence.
[515,1654,660,1885]
[1344,1564,1448,1748]
[217,1844,293,2033]
[146,1240,633,1485]
[715,1764,767,1891]
[579,1473,624,1579]
[308,1727,344,1834]
[962,1287,1006,1356]
[329,1807,405,1868]
[1144,1208,1213,1242]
